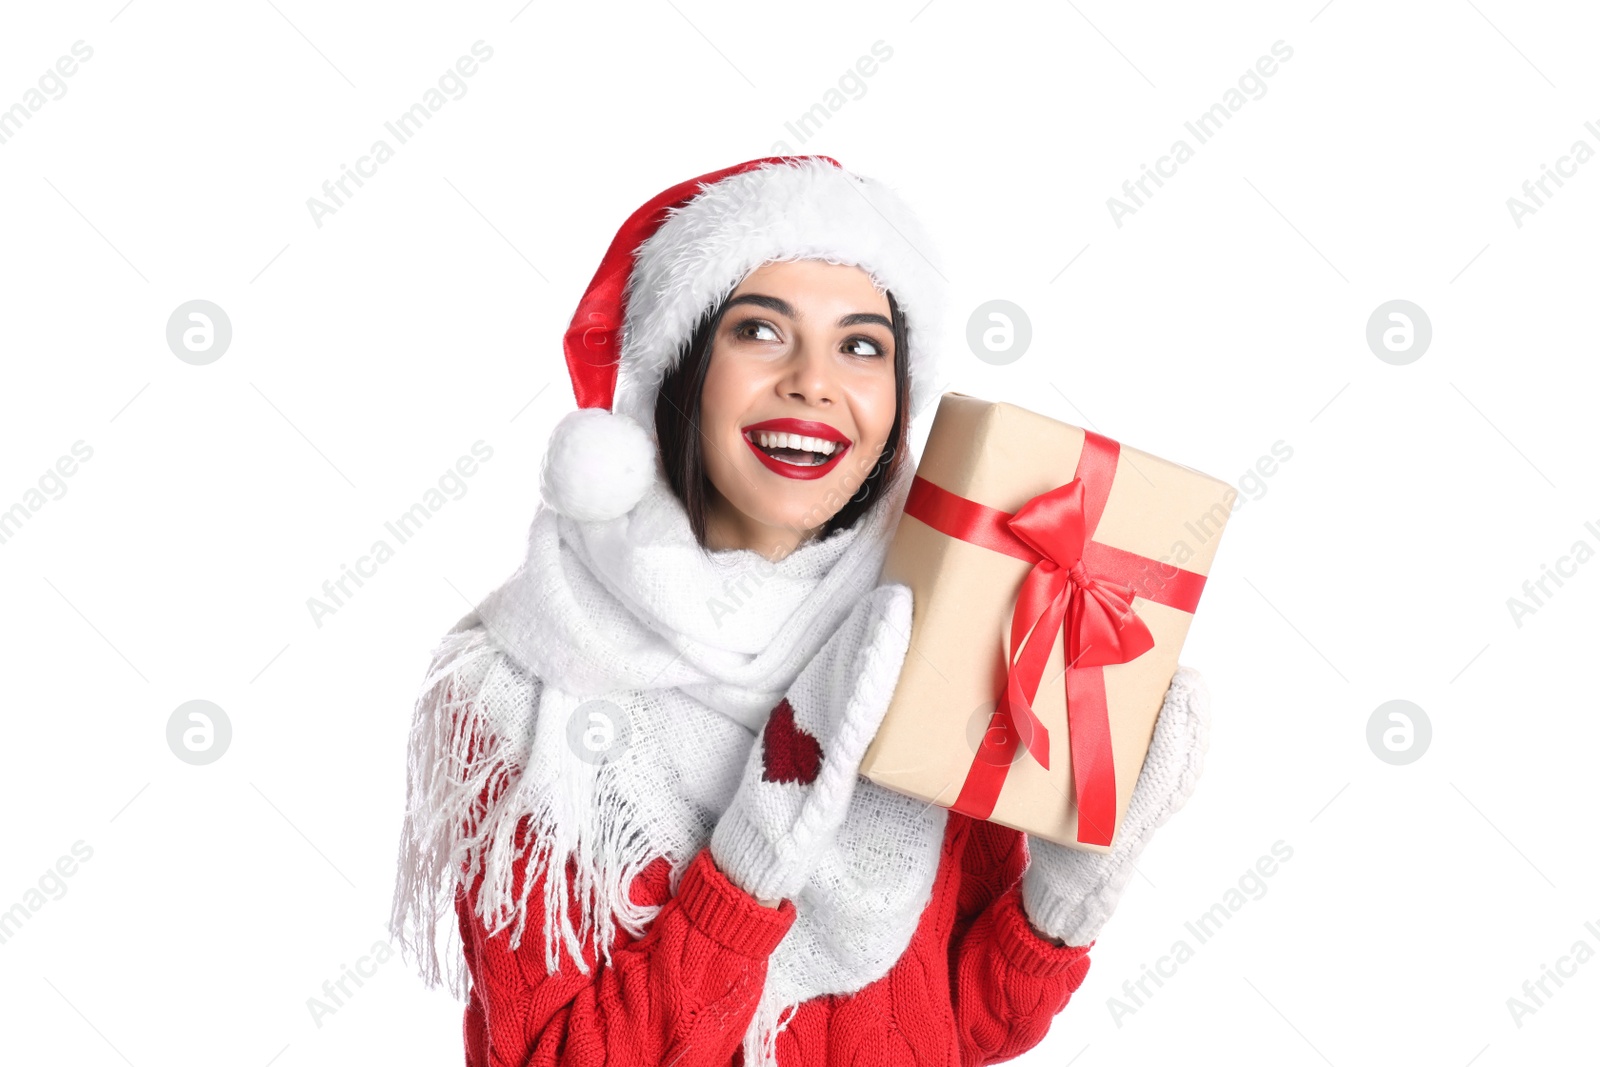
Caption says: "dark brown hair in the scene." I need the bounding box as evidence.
[654,284,912,556]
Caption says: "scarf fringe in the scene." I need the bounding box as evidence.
[475,701,677,981]
[388,624,511,999]
[745,996,801,1067]
[389,621,687,998]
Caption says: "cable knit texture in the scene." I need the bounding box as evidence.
[454,742,1093,1067]
[709,583,914,904]
[1019,665,1212,947]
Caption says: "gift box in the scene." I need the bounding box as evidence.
[859,392,1234,852]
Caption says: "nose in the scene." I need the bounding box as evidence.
[778,335,836,407]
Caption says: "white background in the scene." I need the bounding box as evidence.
[2,1,1596,1064]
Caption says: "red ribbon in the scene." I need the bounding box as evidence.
[901,430,1208,845]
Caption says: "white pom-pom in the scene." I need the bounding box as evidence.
[539,407,656,522]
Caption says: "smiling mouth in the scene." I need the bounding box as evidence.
[740,428,852,480]
[743,430,844,467]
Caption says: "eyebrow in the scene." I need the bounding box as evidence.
[724,292,892,331]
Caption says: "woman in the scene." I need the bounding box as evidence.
[389,156,1212,1067]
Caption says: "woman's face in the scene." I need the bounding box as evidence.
[697,258,898,559]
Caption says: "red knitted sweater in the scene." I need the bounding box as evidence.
[452,799,1093,1066]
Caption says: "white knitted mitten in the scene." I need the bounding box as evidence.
[1020,665,1211,947]
[710,582,914,905]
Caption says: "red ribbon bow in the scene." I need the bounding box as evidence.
[996,477,1156,773]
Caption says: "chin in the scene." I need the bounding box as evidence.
[797,496,856,536]
[726,488,831,541]
[761,499,833,536]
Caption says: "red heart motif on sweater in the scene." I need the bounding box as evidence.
[760,698,823,785]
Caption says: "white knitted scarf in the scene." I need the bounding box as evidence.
[391,458,948,1067]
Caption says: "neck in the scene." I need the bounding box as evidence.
[703,488,820,561]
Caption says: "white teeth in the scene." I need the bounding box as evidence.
[749,430,839,456]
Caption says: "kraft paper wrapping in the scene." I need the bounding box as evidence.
[859,392,1234,852]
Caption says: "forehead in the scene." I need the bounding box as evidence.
[731,259,889,311]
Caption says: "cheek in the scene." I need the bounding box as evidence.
[699,350,766,457]
[698,356,742,437]
[852,371,899,444]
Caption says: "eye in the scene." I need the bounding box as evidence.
[734,318,780,342]
[843,335,886,358]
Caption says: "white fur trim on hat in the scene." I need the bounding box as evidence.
[609,159,949,432]
[539,407,657,523]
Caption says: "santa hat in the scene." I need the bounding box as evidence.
[540,155,948,523]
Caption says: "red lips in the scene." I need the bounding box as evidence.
[742,418,852,481]
[742,418,850,444]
